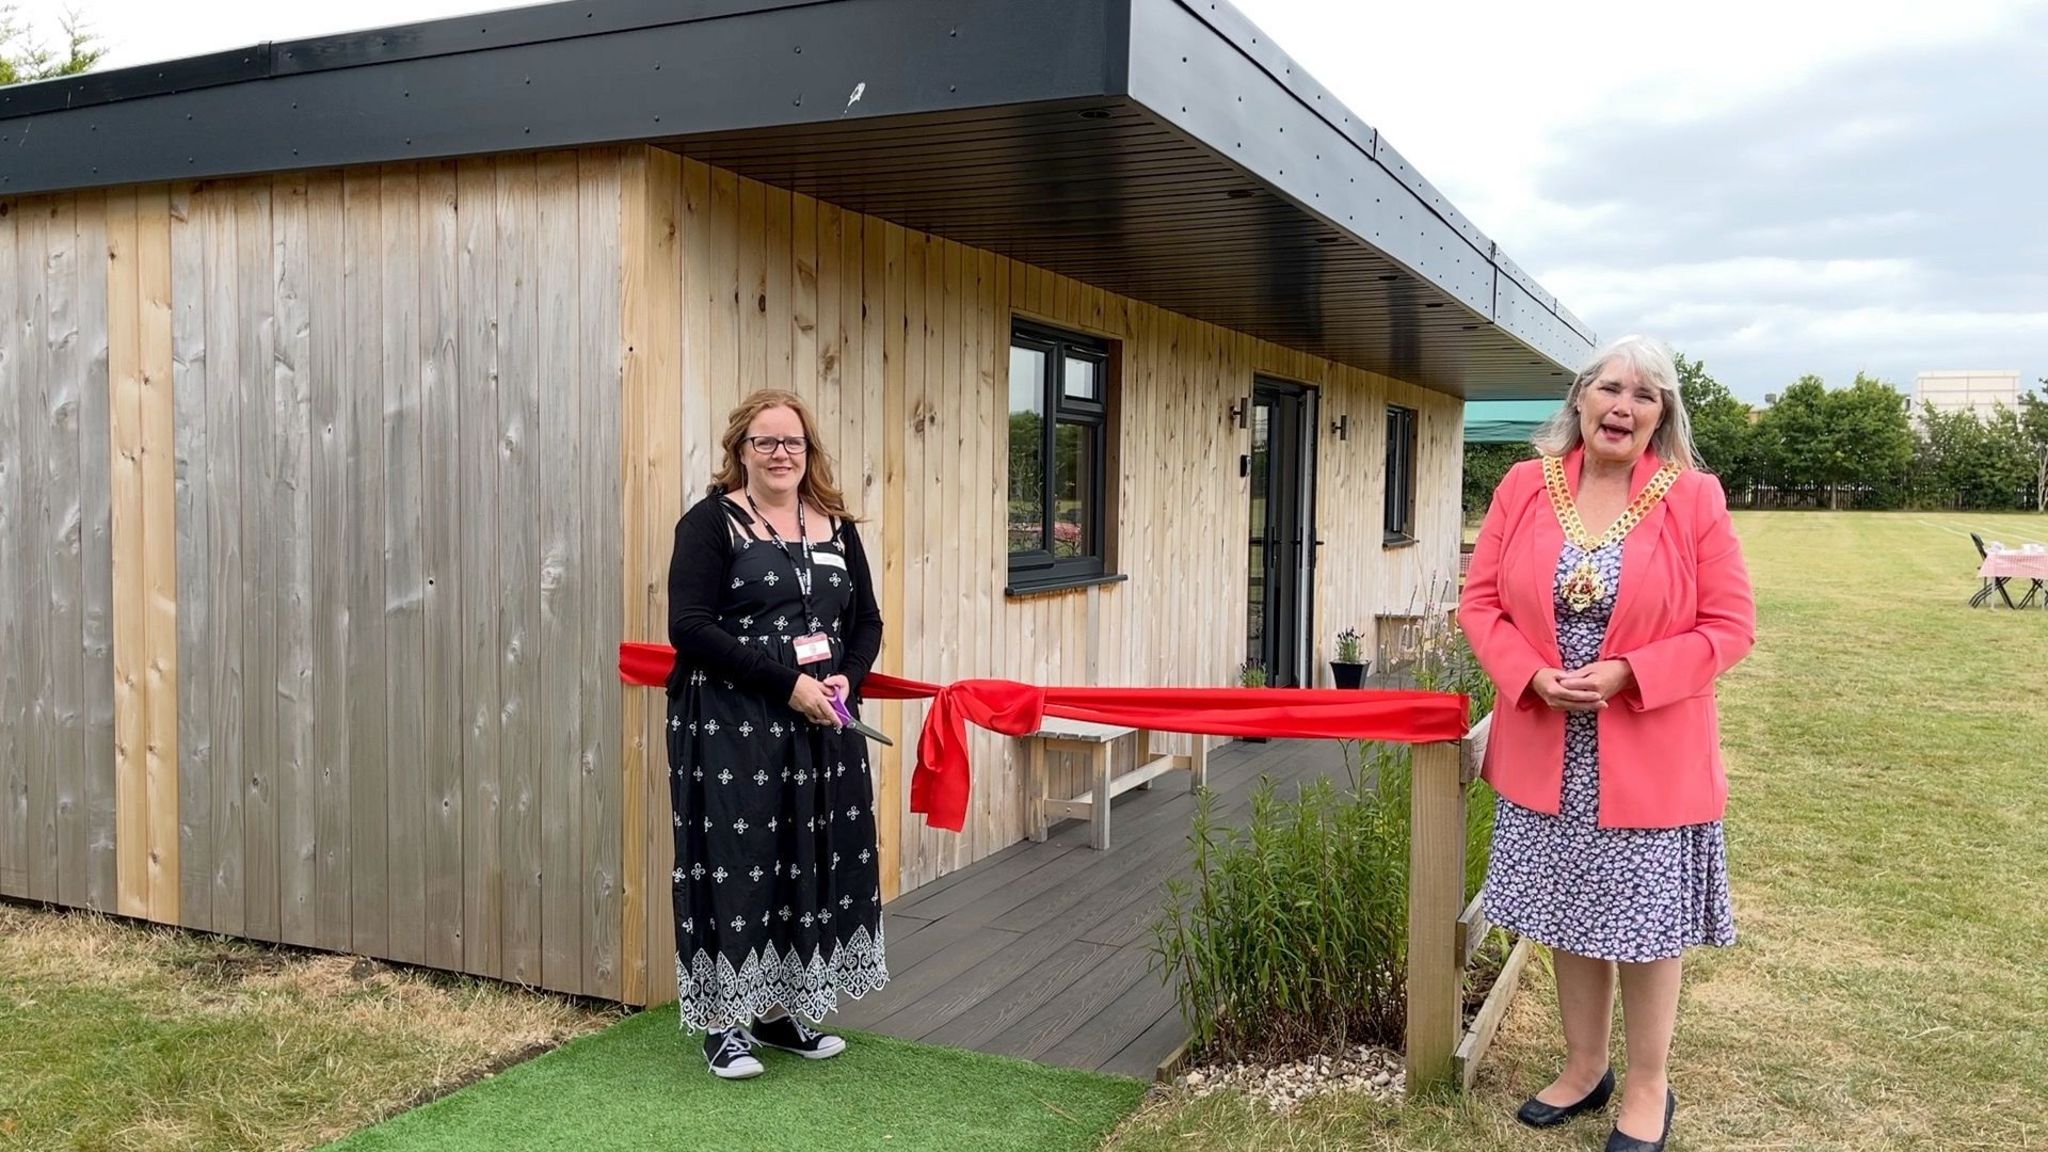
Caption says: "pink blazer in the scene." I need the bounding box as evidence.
[1459,449,1756,829]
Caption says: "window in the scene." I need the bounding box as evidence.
[1007,321,1114,592]
[1384,404,1418,546]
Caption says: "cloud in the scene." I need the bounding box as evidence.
[1501,9,2048,396]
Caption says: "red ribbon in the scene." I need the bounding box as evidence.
[619,642,1468,833]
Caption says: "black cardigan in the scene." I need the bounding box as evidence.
[665,494,884,701]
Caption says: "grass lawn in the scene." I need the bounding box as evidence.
[0,907,615,1151]
[325,1011,1144,1152]
[1105,510,2048,1151]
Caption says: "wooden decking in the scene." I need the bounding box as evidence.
[836,737,1356,1079]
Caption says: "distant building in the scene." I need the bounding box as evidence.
[1914,370,2022,419]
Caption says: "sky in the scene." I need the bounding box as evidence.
[11,0,2046,402]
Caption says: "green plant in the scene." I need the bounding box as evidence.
[1236,658,1268,689]
[1153,744,1414,1064]
[1334,627,1364,665]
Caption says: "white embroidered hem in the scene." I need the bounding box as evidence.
[675,923,889,1032]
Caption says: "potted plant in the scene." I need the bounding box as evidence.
[1330,627,1370,689]
[1236,658,1269,743]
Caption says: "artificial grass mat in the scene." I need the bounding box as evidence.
[323,1009,1148,1152]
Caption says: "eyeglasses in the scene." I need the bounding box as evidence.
[745,436,809,457]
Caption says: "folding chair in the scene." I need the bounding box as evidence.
[1969,533,2024,609]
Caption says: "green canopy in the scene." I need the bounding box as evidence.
[1463,399,1563,444]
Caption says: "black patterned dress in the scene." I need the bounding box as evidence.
[664,494,888,1030]
[1481,538,1737,963]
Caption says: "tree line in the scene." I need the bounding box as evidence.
[1465,356,2048,517]
[1,5,101,86]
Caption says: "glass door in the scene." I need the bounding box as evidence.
[1246,379,1317,687]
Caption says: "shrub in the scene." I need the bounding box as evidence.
[1152,595,1500,1064]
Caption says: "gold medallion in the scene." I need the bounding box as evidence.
[1561,559,1605,613]
[1543,454,1680,612]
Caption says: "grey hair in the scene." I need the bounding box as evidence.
[1530,334,1702,470]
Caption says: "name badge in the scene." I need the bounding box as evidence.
[793,632,833,666]
[812,550,847,571]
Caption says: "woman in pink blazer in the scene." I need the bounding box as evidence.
[1460,335,1755,1152]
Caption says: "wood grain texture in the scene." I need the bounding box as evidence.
[234,180,280,943]
[417,161,466,972]
[137,185,178,924]
[108,187,148,918]
[637,148,684,1004]
[47,195,88,912]
[307,172,351,952]
[202,185,245,935]
[1404,740,1465,1095]
[456,157,501,978]
[616,148,649,1006]
[578,149,626,999]
[73,191,117,916]
[341,170,388,955]
[18,197,53,905]
[535,151,584,992]
[0,199,26,899]
[495,154,543,987]
[381,164,427,964]
[168,183,212,929]
[273,174,317,946]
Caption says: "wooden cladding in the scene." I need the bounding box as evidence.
[1,144,1460,1006]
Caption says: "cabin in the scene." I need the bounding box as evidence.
[0,0,1589,1006]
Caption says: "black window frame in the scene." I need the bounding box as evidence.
[1384,404,1419,547]
[1006,320,1116,594]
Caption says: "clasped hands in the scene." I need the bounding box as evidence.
[1530,659,1634,712]
[787,673,851,728]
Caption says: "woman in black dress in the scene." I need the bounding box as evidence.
[666,388,888,1079]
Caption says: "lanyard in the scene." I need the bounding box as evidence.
[743,491,816,611]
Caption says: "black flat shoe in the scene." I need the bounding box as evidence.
[1516,1067,1615,1128]
[1605,1087,1677,1152]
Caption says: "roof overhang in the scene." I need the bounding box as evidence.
[0,0,1592,397]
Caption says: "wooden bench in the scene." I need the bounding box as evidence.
[1024,719,1209,851]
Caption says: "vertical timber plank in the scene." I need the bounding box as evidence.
[309,173,351,952]
[138,186,178,923]
[579,149,625,999]
[48,194,89,911]
[75,192,118,915]
[456,157,502,978]
[102,188,147,910]
[640,148,683,1004]
[418,161,465,971]
[382,165,427,964]
[203,185,245,936]
[169,184,211,930]
[496,154,543,987]
[617,149,650,1005]
[1405,740,1465,1095]
[108,187,148,918]
[535,150,584,992]
[1,199,26,899]
[273,175,316,945]
[236,181,280,943]
[343,171,387,955]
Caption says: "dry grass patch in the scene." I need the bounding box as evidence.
[0,903,617,1151]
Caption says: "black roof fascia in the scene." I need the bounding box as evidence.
[1124,0,1590,379]
[0,0,1129,195]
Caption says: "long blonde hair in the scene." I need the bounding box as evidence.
[707,389,859,520]
[1531,334,1703,470]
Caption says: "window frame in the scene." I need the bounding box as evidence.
[1383,404,1419,547]
[1006,320,1116,594]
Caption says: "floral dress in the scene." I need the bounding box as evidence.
[1481,538,1738,963]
